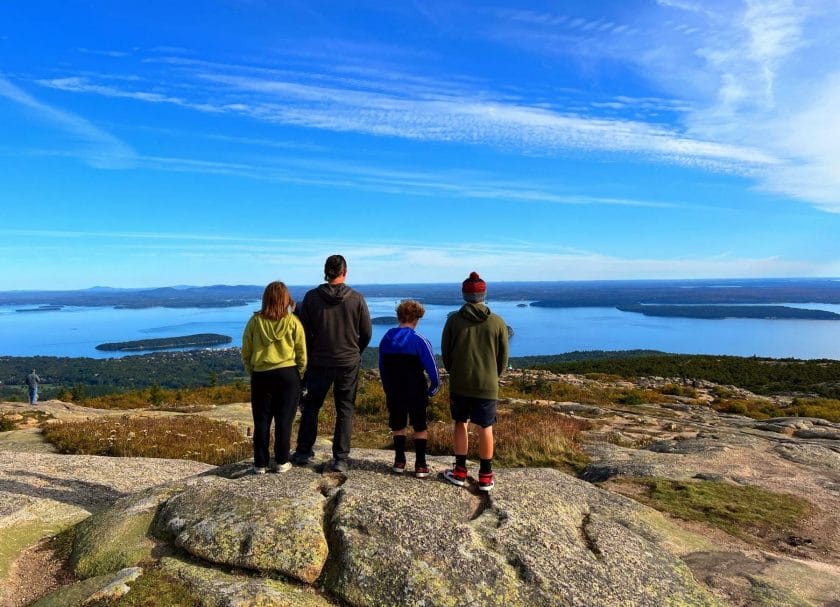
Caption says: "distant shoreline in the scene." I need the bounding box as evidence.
[2,278,840,310]
[616,304,840,320]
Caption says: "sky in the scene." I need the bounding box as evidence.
[1,0,839,289]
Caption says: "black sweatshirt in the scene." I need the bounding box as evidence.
[298,283,372,367]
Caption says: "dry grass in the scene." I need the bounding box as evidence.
[74,384,251,411]
[42,415,251,465]
[321,377,591,471]
[425,406,590,472]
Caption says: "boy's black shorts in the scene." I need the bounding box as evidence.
[449,393,497,428]
[387,398,428,432]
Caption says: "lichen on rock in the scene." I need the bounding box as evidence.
[153,472,329,584]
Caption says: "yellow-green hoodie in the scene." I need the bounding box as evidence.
[241,312,307,376]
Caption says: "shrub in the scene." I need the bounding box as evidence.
[426,407,590,472]
[78,384,251,410]
[42,415,251,465]
[787,397,840,422]
[659,383,698,398]
[618,390,644,406]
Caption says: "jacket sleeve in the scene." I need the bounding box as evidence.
[241,318,254,375]
[417,335,440,396]
[441,317,453,372]
[357,296,372,352]
[293,317,307,376]
[496,318,510,376]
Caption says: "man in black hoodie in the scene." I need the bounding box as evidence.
[292,255,372,472]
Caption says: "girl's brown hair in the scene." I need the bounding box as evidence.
[260,281,294,320]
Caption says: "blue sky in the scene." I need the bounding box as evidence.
[1,0,838,289]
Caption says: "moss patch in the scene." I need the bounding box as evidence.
[83,567,199,607]
[618,478,810,543]
[0,519,81,582]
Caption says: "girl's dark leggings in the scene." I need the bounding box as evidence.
[250,366,301,468]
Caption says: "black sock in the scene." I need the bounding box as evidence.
[455,454,467,469]
[393,435,406,462]
[480,458,493,474]
[414,438,427,466]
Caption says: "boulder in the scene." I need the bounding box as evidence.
[153,471,329,583]
[322,465,722,607]
[161,556,333,607]
[71,483,184,578]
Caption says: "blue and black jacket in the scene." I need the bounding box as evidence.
[378,327,440,406]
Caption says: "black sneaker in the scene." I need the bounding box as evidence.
[330,459,349,473]
[290,452,311,466]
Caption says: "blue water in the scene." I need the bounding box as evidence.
[1,299,840,360]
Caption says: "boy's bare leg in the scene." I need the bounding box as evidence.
[453,421,468,455]
[478,426,494,460]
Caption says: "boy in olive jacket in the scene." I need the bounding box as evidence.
[441,272,509,491]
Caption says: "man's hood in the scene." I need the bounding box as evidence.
[317,283,351,305]
[251,313,297,345]
[459,302,491,323]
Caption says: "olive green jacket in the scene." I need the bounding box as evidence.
[441,303,509,400]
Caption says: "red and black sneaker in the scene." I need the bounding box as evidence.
[392,460,406,474]
[478,471,495,492]
[414,464,430,479]
[443,465,467,487]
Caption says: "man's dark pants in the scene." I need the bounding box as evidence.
[295,364,360,462]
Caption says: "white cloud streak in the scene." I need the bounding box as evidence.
[0,76,135,169]
[0,228,825,284]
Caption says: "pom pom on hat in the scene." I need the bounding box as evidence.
[462,271,487,302]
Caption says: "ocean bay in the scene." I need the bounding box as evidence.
[2,298,840,360]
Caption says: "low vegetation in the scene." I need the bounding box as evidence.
[84,567,199,607]
[618,477,810,543]
[42,416,251,465]
[710,388,840,422]
[56,383,250,411]
[0,409,54,431]
[338,376,591,472]
[541,354,840,398]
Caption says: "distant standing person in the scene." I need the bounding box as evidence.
[25,369,41,405]
[379,300,440,478]
[441,272,509,491]
[241,281,307,474]
[292,255,372,472]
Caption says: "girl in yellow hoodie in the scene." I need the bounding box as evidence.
[242,281,307,474]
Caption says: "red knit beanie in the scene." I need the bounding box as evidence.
[462,271,487,303]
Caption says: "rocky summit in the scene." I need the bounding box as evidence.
[1,371,840,606]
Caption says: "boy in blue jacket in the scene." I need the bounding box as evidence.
[378,300,440,477]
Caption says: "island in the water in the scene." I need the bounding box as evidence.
[617,304,840,320]
[96,333,233,352]
[372,316,399,325]
[16,305,64,312]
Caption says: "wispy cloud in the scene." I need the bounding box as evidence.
[485,1,840,212]
[1,227,824,283]
[36,68,777,174]
[0,76,135,168]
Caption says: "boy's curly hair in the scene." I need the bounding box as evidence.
[396,299,425,324]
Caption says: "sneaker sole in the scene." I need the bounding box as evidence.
[478,484,495,492]
[415,471,430,479]
[392,467,406,474]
